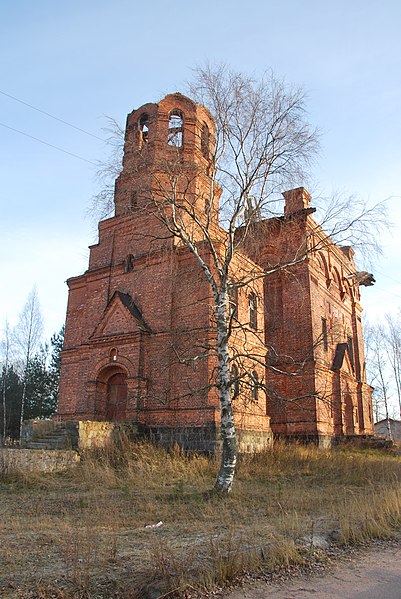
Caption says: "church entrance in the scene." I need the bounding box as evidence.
[106,373,128,421]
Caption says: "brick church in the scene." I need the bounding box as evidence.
[57,93,374,450]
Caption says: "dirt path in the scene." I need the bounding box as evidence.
[225,541,401,599]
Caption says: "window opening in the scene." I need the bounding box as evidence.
[249,293,257,329]
[138,114,149,148]
[124,254,135,273]
[322,317,328,351]
[228,283,238,320]
[347,336,354,369]
[251,371,259,402]
[129,190,138,210]
[201,123,209,158]
[168,110,183,147]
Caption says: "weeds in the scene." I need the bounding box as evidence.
[1,440,401,597]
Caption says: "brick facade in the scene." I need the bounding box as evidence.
[57,93,374,449]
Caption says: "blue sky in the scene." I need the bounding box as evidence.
[1,0,400,340]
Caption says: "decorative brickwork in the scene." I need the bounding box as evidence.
[57,94,374,449]
[240,189,374,441]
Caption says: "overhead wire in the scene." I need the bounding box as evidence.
[0,122,98,165]
[375,269,401,287]
[0,88,106,142]
[366,285,401,302]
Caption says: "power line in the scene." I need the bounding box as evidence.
[0,122,97,165]
[375,269,401,287]
[0,88,106,142]
[369,285,401,302]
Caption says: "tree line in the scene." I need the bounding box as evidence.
[365,312,401,428]
[0,288,63,443]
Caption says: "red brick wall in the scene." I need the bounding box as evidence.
[58,95,373,445]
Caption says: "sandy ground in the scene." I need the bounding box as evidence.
[225,542,401,599]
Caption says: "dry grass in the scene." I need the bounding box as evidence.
[1,440,401,597]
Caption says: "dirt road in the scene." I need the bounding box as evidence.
[225,541,401,599]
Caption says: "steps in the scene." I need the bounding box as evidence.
[25,424,72,450]
[22,420,141,450]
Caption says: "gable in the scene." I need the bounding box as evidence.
[90,291,151,339]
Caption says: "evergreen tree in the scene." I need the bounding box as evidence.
[25,345,56,420]
[0,365,23,440]
[48,325,64,410]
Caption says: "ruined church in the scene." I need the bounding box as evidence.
[57,93,374,450]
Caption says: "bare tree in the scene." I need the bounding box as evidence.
[0,320,11,444]
[92,65,385,493]
[114,68,321,492]
[89,117,124,222]
[384,312,401,418]
[13,288,44,441]
[365,322,393,436]
[364,313,401,426]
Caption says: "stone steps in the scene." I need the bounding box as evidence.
[22,420,141,450]
[27,424,72,450]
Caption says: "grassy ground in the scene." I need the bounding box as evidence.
[1,441,401,598]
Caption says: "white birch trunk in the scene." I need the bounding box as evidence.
[214,292,237,493]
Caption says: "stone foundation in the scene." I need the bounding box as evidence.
[0,448,80,474]
[22,419,273,454]
[273,432,385,450]
[144,423,273,453]
[236,429,273,452]
[144,422,220,453]
[21,420,139,450]
[76,421,138,450]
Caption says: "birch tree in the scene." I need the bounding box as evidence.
[13,288,44,441]
[365,322,393,436]
[94,65,385,493]
[135,66,319,492]
[384,312,401,418]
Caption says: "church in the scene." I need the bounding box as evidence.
[57,93,374,450]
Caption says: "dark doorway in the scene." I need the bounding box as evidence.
[106,373,128,421]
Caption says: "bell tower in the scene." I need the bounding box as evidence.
[114,93,220,228]
[57,92,272,453]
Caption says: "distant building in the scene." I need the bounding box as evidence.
[56,93,374,451]
[375,418,401,441]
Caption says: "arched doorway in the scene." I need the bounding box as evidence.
[106,372,128,421]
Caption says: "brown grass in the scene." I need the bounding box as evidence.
[1,440,401,597]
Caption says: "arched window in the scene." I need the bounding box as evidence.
[109,348,118,362]
[201,122,209,158]
[138,114,149,149]
[230,364,240,399]
[168,110,183,147]
[251,371,259,402]
[249,293,257,329]
[332,267,344,299]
